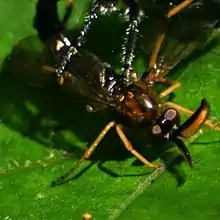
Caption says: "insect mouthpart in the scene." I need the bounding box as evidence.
[152,108,193,168]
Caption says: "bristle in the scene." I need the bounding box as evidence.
[120,10,144,85]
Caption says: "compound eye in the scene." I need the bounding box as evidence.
[164,109,177,121]
[152,125,162,135]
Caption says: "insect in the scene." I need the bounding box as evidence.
[41,0,220,186]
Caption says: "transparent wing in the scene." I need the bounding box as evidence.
[139,0,220,81]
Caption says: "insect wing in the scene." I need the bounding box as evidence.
[46,34,116,111]
[140,0,220,80]
[62,48,115,111]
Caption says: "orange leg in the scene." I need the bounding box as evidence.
[42,65,72,85]
[116,124,160,169]
[147,0,194,80]
[163,101,220,131]
[52,121,116,186]
[148,29,168,71]
[159,79,182,98]
[42,65,72,77]
[167,0,193,17]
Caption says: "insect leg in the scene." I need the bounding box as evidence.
[42,65,58,74]
[76,0,118,47]
[163,101,220,132]
[146,0,194,81]
[158,78,182,98]
[51,121,116,186]
[120,0,144,86]
[42,65,72,85]
[148,26,168,73]
[116,124,159,168]
[167,0,193,18]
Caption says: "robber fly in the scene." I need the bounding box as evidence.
[41,0,220,186]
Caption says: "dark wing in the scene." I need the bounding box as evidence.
[61,48,117,111]
[139,0,220,81]
[45,34,117,111]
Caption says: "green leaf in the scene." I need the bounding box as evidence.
[0,0,220,220]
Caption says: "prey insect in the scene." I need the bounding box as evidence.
[41,0,220,186]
